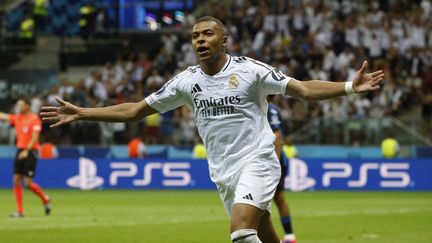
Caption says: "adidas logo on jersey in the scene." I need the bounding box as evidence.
[242,193,254,201]
[191,83,202,94]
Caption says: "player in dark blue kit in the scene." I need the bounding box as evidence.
[267,97,296,243]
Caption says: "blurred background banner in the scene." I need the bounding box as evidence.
[284,158,431,191]
[0,157,430,191]
[0,69,58,112]
[0,157,215,189]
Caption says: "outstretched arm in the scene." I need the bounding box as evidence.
[285,61,384,101]
[0,112,10,121]
[40,97,158,128]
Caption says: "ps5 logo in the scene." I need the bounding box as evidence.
[110,162,192,187]
[67,158,192,189]
[322,162,410,188]
[67,157,104,190]
[285,158,316,192]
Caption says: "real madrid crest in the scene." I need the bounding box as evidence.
[228,75,240,89]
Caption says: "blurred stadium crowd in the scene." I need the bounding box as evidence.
[1,0,432,146]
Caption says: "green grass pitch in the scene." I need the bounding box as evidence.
[0,190,431,243]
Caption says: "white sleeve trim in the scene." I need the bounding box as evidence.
[144,95,165,113]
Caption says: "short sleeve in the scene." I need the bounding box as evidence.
[251,59,291,95]
[32,116,42,132]
[9,114,16,126]
[145,73,187,113]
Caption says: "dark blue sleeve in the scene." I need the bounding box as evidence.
[267,103,282,131]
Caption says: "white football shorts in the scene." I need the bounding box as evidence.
[215,153,281,216]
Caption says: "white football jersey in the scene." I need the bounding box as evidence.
[145,55,292,183]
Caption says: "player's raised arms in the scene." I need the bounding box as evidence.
[40,97,158,128]
[285,61,383,100]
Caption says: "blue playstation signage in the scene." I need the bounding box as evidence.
[0,158,215,190]
[283,158,432,191]
[0,158,431,190]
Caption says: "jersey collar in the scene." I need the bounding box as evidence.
[200,54,232,77]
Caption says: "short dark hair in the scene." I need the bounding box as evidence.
[195,16,226,34]
[18,97,31,106]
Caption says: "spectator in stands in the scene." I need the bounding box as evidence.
[143,113,161,144]
[99,121,115,145]
[282,136,298,159]
[161,109,176,144]
[381,134,400,159]
[119,39,133,61]
[31,95,43,114]
[58,79,75,100]
[128,137,146,158]
[79,2,96,40]
[174,106,195,145]
[112,122,127,144]
[422,66,432,138]
[19,13,35,46]
[39,142,58,159]
[32,0,49,33]
[193,136,206,159]
[145,69,164,93]
[95,6,108,36]
[69,80,89,107]
[0,11,6,43]
[0,118,11,144]
[136,52,153,71]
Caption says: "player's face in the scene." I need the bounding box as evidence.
[17,100,30,114]
[191,21,227,62]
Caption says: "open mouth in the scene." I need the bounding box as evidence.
[197,46,209,55]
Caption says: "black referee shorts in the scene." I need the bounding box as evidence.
[14,149,38,178]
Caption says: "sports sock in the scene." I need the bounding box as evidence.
[13,185,23,214]
[281,216,295,235]
[283,234,296,241]
[231,229,262,243]
[30,183,49,204]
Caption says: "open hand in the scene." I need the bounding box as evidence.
[40,97,80,128]
[353,61,385,93]
[18,150,29,160]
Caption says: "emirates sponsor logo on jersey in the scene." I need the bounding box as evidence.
[193,95,240,109]
[194,95,241,118]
